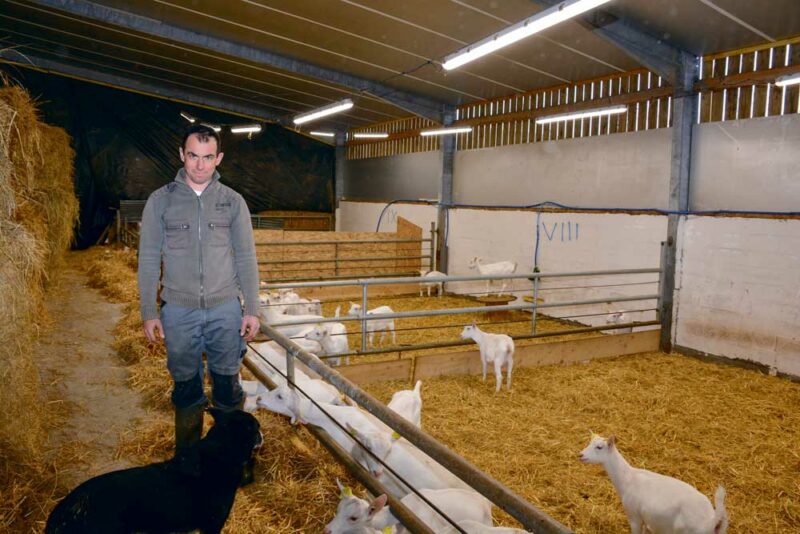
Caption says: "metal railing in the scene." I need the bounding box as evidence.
[259,268,662,358]
[256,223,437,283]
[256,325,574,534]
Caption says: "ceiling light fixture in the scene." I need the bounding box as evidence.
[443,0,612,70]
[310,131,336,137]
[230,124,262,134]
[201,123,222,133]
[775,73,800,87]
[180,111,196,123]
[293,99,354,125]
[419,126,473,136]
[535,105,628,125]
[352,132,389,139]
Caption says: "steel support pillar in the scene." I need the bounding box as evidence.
[660,54,698,351]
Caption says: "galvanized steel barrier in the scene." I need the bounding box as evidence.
[257,325,574,534]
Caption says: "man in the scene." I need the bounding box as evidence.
[137,124,260,464]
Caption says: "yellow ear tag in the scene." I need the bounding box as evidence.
[342,486,353,498]
[382,527,393,534]
[391,431,401,440]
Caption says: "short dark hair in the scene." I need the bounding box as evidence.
[182,124,221,153]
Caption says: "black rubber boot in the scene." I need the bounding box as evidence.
[174,402,205,477]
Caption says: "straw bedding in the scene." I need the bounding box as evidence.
[0,82,78,531]
[78,247,353,532]
[77,249,799,533]
[363,352,800,533]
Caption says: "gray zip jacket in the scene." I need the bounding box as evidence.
[137,169,260,322]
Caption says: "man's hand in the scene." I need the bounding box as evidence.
[143,319,165,343]
[240,315,260,342]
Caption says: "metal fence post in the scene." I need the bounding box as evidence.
[657,240,667,323]
[286,346,296,389]
[360,283,368,352]
[334,242,340,277]
[531,275,540,335]
[429,222,436,272]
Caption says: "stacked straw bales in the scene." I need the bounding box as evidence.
[0,83,78,529]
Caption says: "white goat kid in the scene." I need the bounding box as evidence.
[325,481,492,534]
[259,295,324,337]
[419,270,446,297]
[444,521,532,534]
[305,323,350,366]
[467,257,517,296]
[323,483,387,534]
[258,384,385,452]
[606,311,633,334]
[347,303,397,346]
[460,324,514,392]
[387,380,423,428]
[579,434,728,534]
[348,426,471,496]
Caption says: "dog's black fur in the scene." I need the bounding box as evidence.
[45,408,262,534]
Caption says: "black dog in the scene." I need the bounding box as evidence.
[46,408,262,534]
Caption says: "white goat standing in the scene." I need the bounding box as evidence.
[347,303,397,346]
[419,270,446,297]
[305,323,350,367]
[347,426,471,496]
[387,380,423,428]
[468,257,517,296]
[579,434,729,534]
[259,295,324,337]
[324,481,492,534]
[606,311,633,334]
[460,324,514,392]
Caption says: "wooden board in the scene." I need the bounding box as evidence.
[337,358,413,385]
[337,330,660,385]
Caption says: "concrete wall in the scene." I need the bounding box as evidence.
[675,216,800,375]
[342,151,440,201]
[691,114,800,212]
[340,114,800,374]
[446,208,664,326]
[337,200,438,234]
[453,128,671,208]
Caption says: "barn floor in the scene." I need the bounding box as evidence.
[362,352,800,533]
[63,248,799,533]
[306,292,600,365]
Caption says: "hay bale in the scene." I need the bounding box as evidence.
[0,82,78,530]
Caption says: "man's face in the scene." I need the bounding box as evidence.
[179,134,224,187]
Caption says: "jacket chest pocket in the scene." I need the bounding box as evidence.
[165,220,191,251]
[208,219,232,247]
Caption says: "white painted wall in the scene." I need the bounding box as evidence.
[336,200,438,234]
[691,114,800,212]
[445,208,665,327]
[453,128,671,208]
[674,216,800,375]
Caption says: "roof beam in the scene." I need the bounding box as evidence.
[26,0,450,123]
[0,48,285,122]
[531,1,693,86]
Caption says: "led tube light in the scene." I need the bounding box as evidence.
[535,105,627,125]
[293,99,354,125]
[352,132,389,139]
[775,73,800,87]
[419,126,473,136]
[443,0,611,70]
[230,124,262,134]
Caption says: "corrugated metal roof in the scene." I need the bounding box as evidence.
[2,0,798,131]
